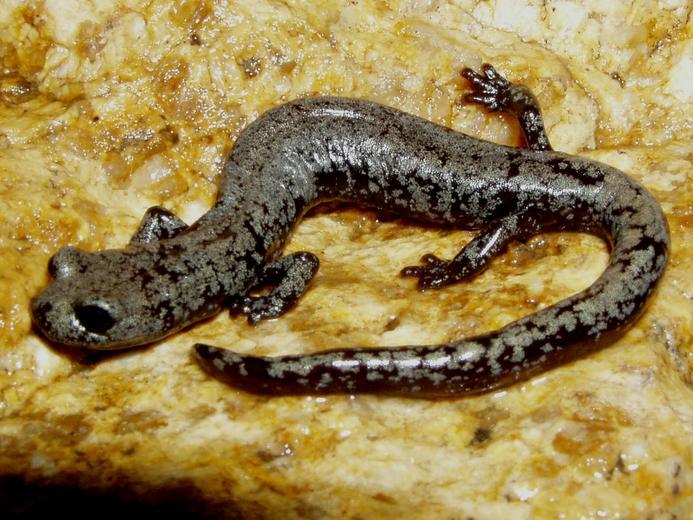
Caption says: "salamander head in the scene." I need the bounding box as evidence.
[31,245,194,350]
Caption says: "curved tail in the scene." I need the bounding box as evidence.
[193,185,668,398]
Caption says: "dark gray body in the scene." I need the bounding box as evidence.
[32,66,669,397]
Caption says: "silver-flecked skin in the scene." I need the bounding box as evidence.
[31,66,670,397]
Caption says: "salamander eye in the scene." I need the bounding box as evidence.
[74,303,116,335]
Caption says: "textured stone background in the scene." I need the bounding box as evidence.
[0,1,691,518]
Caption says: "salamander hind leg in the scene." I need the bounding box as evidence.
[230,252,319,324]
[401,212,552,290]
[130,206,189,244]
[462,64,552,152]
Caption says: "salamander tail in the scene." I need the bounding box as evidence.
[194,340,529,398]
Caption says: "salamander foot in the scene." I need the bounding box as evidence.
[461,63,552,151]
[461,64,513,112]
[400,253,459,290]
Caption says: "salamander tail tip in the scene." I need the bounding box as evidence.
[193,342,216,359]
[192,343,281,395]
[193,343,218,365]
[192,343,245,377]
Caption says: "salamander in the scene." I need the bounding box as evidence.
[31,65,669,397]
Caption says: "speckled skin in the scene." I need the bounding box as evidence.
[31,65,669,397]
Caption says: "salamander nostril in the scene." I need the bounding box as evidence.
[74,303,116,335]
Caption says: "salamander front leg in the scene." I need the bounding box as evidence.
[462,64,553,152]
[230,252,320,324]
[401,212,550,289]
[130,206,189,244]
